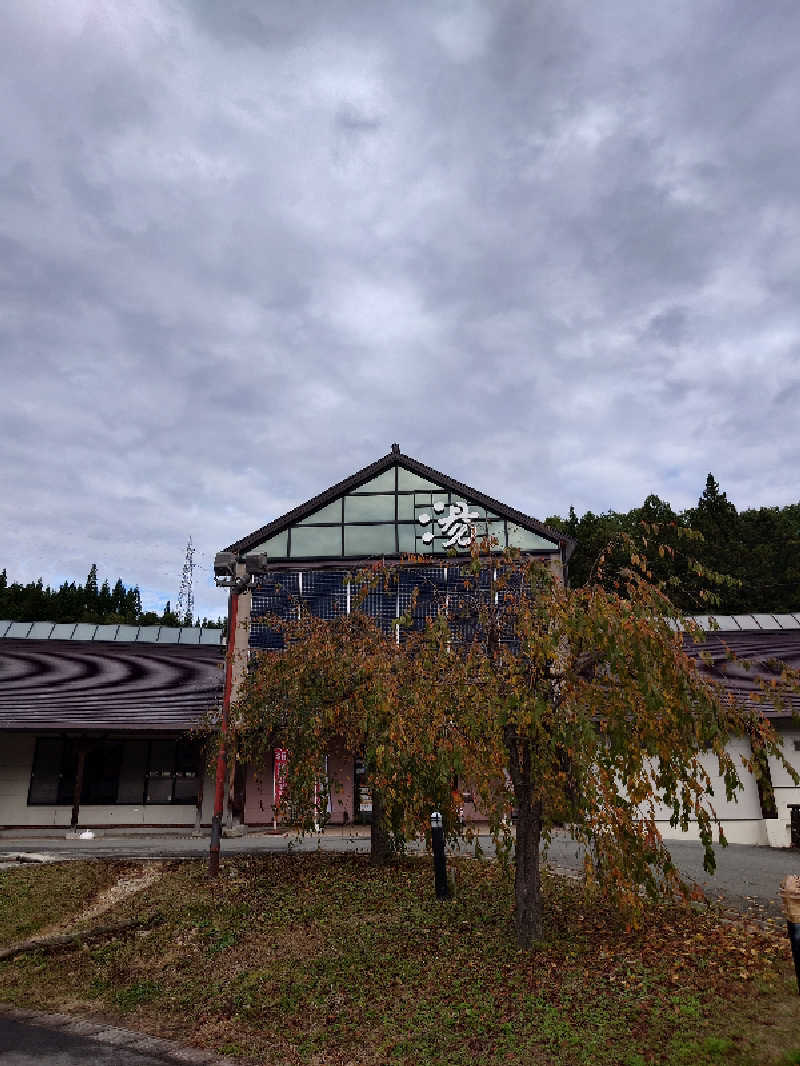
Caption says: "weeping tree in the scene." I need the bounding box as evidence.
[424,543,800,946]
[230,545,799,947]
[231,601,463,864]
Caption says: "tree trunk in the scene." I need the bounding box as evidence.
[513,789,543,947]
[369,788,392,865]
[504,728,543,947]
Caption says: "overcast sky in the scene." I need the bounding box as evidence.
[2,1,799,620]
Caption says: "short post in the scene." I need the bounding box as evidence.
[431,810,449,900]
[788,922,800,995]
[780,875,800,994]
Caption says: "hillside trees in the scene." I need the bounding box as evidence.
[0,564,223,627]
[550,474,800,612]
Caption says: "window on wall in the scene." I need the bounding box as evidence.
[244,464,558,561]
[28,738,122,805]
[146,738,200,804]
[27,737,202,806]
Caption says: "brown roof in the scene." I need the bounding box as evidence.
[683,629,800,718]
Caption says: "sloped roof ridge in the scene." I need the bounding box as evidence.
[225,447,575,557]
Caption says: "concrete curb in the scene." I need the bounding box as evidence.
[0,1004,239,1065]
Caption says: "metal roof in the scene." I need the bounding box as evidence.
[224,446,576,561]
[688,613,800,632]
[0,639,224,732]
[0,621,223,645]
[682,628,800,718]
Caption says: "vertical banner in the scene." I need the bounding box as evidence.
[273,748,289,824]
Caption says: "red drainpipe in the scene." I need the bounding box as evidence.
[209,586,239,877]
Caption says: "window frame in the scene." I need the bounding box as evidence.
[26,735,202,807]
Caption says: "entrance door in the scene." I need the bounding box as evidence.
[354,758,372,824]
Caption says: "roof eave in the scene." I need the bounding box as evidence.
[224,449,575,557]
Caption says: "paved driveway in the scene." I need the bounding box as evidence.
[1,829,798,918]
[543,834,800,918]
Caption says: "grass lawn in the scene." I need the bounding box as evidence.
[0,859,121,944]
[0,853,799,1065]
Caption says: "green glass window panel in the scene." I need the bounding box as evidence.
[464,501,495,519]
[416,493,472,513]
[396,495,415,520]
[344,494,396,522]
[343,524,397,556]
[397,468,444,491]
[507,524,555,551]
[414,493,451,511]
[487,520,506,549]
[413,532,433,554]
[352,469,396,492]
[298,500,342,524]
[398,524,417,553]
[413,530,454,553]
[290,526,343,557]
[248,530,289,558]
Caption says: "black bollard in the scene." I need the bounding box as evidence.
[788,922,800,994]
[431,811,449,900]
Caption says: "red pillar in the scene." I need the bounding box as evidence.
[209,589,239,877]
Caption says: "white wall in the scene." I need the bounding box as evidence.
[0,732,216,829]
[766,729,800,847]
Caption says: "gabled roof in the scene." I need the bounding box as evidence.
[225,445,575,559]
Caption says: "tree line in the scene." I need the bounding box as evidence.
[0,563,225,630]
[2,471,796,629]
[546,473,800,613]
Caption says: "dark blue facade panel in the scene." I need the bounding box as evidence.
[250,572,300,650]
[300,569,349,620]
[247,565,522,649]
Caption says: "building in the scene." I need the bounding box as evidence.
[0,622,223,831]
[679,616,800,847]
[216,445,573,829]
[2,445,798,844]
[216,446,800,848]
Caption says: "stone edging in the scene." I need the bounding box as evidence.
[0,1003,239,1065]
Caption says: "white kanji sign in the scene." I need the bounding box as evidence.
[418,500,480,549]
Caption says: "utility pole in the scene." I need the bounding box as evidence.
[208,552,265,877]
[177,537,195,626]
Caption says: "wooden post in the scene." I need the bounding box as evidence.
[194,770,204,835]
[70,745,87,830]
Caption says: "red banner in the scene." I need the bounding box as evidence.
[273,748,289,815]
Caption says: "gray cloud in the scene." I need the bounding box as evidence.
[1,0,799,617]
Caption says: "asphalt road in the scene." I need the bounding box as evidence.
[0,1015,176,1064]
[1,829,798,917]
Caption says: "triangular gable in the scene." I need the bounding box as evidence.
[226,445,574,562]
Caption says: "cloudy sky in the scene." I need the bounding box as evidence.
[2,1,799,620]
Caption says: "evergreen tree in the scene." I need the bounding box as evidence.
[98,579,113,616]
[86,563,98,598]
